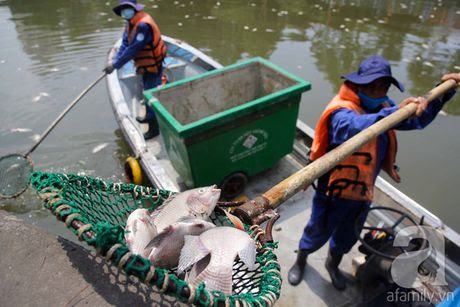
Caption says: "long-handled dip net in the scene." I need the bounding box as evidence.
[0,154,34,198]
[0,73,106,199]
[30,172,282,306]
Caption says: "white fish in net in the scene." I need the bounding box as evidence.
[178,226,257,295]
[147,217,215,268]
[150,185,220,234]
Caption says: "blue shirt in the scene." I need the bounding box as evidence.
[316,88,456,197]
[112,22,153,70]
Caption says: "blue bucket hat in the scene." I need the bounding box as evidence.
[342,55,405,92]
[113,0,145,16]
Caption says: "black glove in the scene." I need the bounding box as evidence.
[103,64,115,74]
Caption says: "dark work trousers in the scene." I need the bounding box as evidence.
[142,66,163,120]
[299,191,370,255]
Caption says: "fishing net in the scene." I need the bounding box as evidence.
[30,172,281,306]
[0,154,33,198]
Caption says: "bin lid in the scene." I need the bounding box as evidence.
[144,57,311,138]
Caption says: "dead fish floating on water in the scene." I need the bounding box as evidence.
[10,128,32,133]
[147,217,215,268]
[178,226,257,295]
[125,208,156,258]
[150,185,221,234]
[92,143,109,154]
[32,92,50,102]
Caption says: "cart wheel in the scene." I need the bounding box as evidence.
[220,172,248,200]
[125,156,142,185]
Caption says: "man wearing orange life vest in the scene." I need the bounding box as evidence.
[104,0,166,140]
[287,55,459,290]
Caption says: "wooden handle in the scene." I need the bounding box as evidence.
[263,76,459,209]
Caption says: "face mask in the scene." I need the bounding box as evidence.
[358,90,389,110]
[121,8,135,20]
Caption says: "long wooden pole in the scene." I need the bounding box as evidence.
[234,75,459,224]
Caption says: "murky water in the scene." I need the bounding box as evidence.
[0,0,459,233]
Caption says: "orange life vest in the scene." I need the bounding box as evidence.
[127,11,166,75]
[310,82,401,202]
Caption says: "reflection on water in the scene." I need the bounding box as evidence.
[0,0,459,231]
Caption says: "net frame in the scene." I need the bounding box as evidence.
[30,172,281,306]
[0,154,33,198]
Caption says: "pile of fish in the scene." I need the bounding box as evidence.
[124,185,257,295]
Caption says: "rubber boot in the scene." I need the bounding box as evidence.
[325,250,346,291]
[143,117,160,140]
[136,115,148,123]
[288,249,308,286]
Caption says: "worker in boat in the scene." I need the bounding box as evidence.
[104,0,166,140]
[288,55,460,290]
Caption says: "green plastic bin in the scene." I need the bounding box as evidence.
[144,57,311,198]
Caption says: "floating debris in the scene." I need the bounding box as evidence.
[244,26,249,30]
[339,45,346,49]
[174,1,179,4]
[206,16,217,20]
[32,92,50,102]
[344,18,351,22]
[99,12,107,16]
[251,3,256,7]
[438,110,448,116]
[265,28,274,32]
[107,18,113,22]
[340,24,346,29]
[415,56,421,61]
[454,65,460,71]
[252,28,257,32]
[423,61,434,67]
[421,44,429,49]
[152,5,158,8]
[31,134,40,142]
[357,19,363,24]
[92,143,109,154]
[178,22,183,26]
[378,19,386,24]
[216,2,220,6]
[184,14,190,19]
[48,67,59,72]
[298,11,304,15]
[10,128,32,133]
[271,8,277,12]
[400,3,408,9]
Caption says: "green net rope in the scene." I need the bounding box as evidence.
[30,172,281,306]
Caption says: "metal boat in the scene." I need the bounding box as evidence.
[106,36,459,306]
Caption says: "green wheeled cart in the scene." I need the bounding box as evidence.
[144,57,311,198]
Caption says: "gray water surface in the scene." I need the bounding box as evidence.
[0,0,459,233]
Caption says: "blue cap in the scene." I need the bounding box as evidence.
[113,0,144,16]
[342,55,405,92]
